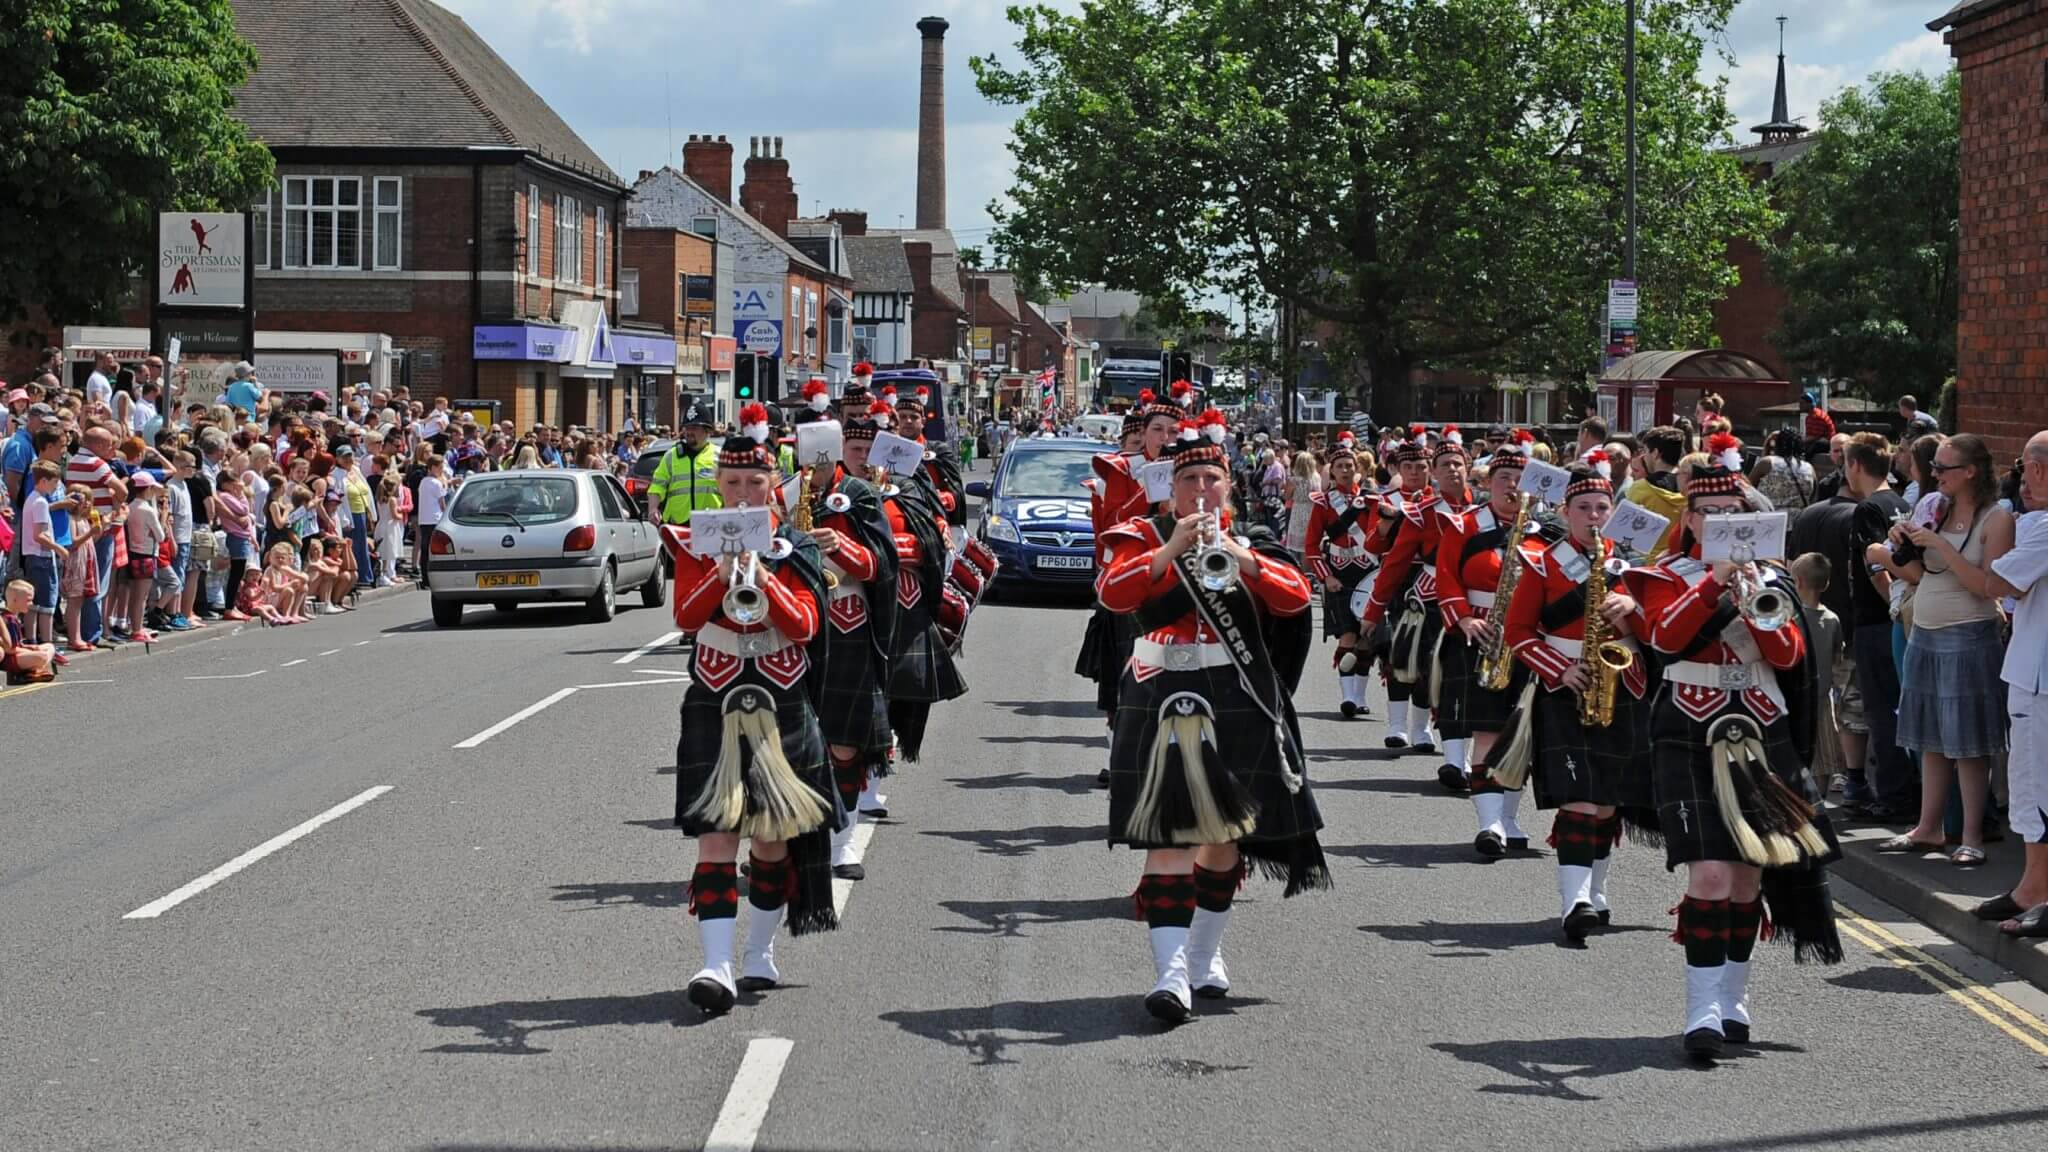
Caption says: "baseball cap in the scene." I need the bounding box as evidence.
[28,402,56,419]
[130,472,161,489]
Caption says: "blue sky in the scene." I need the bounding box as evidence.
[436,0,1953,250]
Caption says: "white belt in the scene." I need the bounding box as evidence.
[1664,659,1767,691]
[1466,589,1496,609]
[1545,636,1583,658]
[829,581,865,602]
[697,622,795,659]
[1329,544,1369,563]
[1133,638,1233,672]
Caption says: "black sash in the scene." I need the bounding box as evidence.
[1170,549,1299,788]
[1323,498,1368,542]
[1460,526,1506,568]
[1540,585,1588,633]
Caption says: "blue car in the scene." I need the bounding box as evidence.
[967,437,1104,596]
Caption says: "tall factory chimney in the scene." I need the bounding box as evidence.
[915,16,949,231]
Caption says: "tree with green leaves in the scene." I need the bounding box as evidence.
[974,0,1772,421]
[1768,69,1959,409]
[1,0,274,334]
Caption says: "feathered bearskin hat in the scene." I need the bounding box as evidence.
[719,403,776,470]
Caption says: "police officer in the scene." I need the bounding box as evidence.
[647,401,724,525]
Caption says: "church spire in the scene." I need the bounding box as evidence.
[1752,16,1807,144]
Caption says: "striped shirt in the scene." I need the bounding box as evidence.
[64,451,118,512]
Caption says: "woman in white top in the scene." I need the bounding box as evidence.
[415,455,448,585]
[1881,433,2016,866]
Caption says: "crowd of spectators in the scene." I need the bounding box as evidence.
[0,351,675,686]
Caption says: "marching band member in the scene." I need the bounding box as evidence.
[663,407,839,1017]
[1499,457,1653,938]
[894,384,967,528]
[1627,433,1841,1059]
[801,406,901,881]
[1096,426,1328,1024]
[1080,388,1190,786]
[1303,433,1378,718]
[1363,429,1443,754]
[1435,432,1544,854]
[873,400,968,771]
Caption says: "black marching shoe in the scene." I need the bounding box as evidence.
[832,863,866,881]
[1562,902,1602,943]
[1474,830,1507,858]
[1721,1019,1750,1044]
[1096,767,1111,788]
[1341,700,1360,719]
[1507,836,1531,852]
[687,977,736,1017]
[736,975,778,994]
[1683,1027,1725,1061]
[1436,763,1469,793]
[1597,909,1612,926]
[1413,739,1437,756]
[1145,990,1193,1025]
[1384,735,1410,750]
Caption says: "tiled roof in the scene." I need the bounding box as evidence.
[869,228,965,311]
[977,271,1022,324]
[229,0,621,186]
[845,237,915,295]
[1930,0,2023,31]
[628,169,836,280]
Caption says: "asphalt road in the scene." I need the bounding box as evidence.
[6,469,2048,1152]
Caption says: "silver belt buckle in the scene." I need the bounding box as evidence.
[1165,645,1200,672]
[1715,664,1752,690]
[737,633,777,659]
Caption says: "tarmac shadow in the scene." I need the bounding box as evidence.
[945,771,1100,797]
[549,882,684,910]
[1826,965,1945,996]
[933,896,1132,937]
[978,734,1108,749]
[416,990,703,1055]
[1359,918,1664,957]
[1307,775,1452,797]
[881,994,1271,1066]
[1427,1035,1784,1101]
[920,823,1103,857]
[1324,841,1527,870]
[984,698,1101,719]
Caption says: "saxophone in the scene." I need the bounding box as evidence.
[794,465,839,589]
[1476,493,1533,690]
[1577,527,1636,729]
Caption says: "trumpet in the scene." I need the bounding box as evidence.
[1728,543,1791,630]
[1192,497,1240,592]
[722,551,769,626]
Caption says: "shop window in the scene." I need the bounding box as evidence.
[620,269,639,317]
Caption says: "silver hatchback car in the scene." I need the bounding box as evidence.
[425,469,665,627]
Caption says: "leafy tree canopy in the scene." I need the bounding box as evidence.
[1768,69,1959,408]
[974,0,1772,420]
[0,0,275,329]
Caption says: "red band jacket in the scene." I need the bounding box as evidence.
[1626,553,1806,724]
[1434,499,1535,630]
[1095,516,1311,676]
[1502,534,1650,698]
[1363,488,1451,625]
[662,520,820,690]
[1302,485,1378,587]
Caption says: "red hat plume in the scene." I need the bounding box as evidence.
[739,402,772,443]
[1705,432,1743,472]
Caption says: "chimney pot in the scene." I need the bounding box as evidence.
[775,136,784,158]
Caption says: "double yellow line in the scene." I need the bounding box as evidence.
[1836,905,2048,1057]
[0,681,54,702]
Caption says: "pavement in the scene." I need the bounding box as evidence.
[6,473,2048,1150]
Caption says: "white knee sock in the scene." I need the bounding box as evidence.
[1442,737,1466,768]
[1499,789,1526,839]
[1386,700,1410,741]
[1472,790,1504,836]
[1558,863,1593,920]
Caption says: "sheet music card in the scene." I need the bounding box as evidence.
[870,431,925,478]
[795,420,844,467]
[685,506,774,557]
[1138,459,1176,503]
[1606,500,1672,557]
[1517,459,1571,506]
[1699,511,1788,563]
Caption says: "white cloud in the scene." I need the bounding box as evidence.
[1873,31,1954,77]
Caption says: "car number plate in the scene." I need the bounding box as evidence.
[477,572,540,588]
[1034,555,1093,571]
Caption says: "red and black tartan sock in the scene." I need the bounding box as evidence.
[829,750,866,812]
[1594,813,1621,861]
[1726,898,1764,964]
[1132,873,1198,929]
[687,861,740,921]
[1674,895,1728,967]
[1192,863,1241,915]
[747,853,793,912]
[1548,809,1602,867]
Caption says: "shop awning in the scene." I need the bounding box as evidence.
[560,300,617,379]
[612,331,677,375]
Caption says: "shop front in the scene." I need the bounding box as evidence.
[473,321,575,431]
[613,330,677,433]
[64,324,397,406]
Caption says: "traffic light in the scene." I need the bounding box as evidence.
[736,355,757,401]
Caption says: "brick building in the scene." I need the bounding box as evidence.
[619,223,735,429]
[1932,0,2048,456]
[629,137,849,417]
[871,228,969,364]
[219,0,636,431]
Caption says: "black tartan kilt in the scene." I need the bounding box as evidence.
[889,603,968,704]
[1530,683,1653,811]
[1321,578,1369,640]
[1106,664,1324,852]
[675,671,837,836]
[1649,687,1842,870]
[1076,607,1133,713]
[1436,629,1518,738]
[817,615,892,754]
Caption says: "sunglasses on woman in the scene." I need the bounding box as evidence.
[1930,462,1970,475]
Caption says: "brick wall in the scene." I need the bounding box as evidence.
[1712,234,1794,380]
[1946,4,2048,457]
[903,241,962,361]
